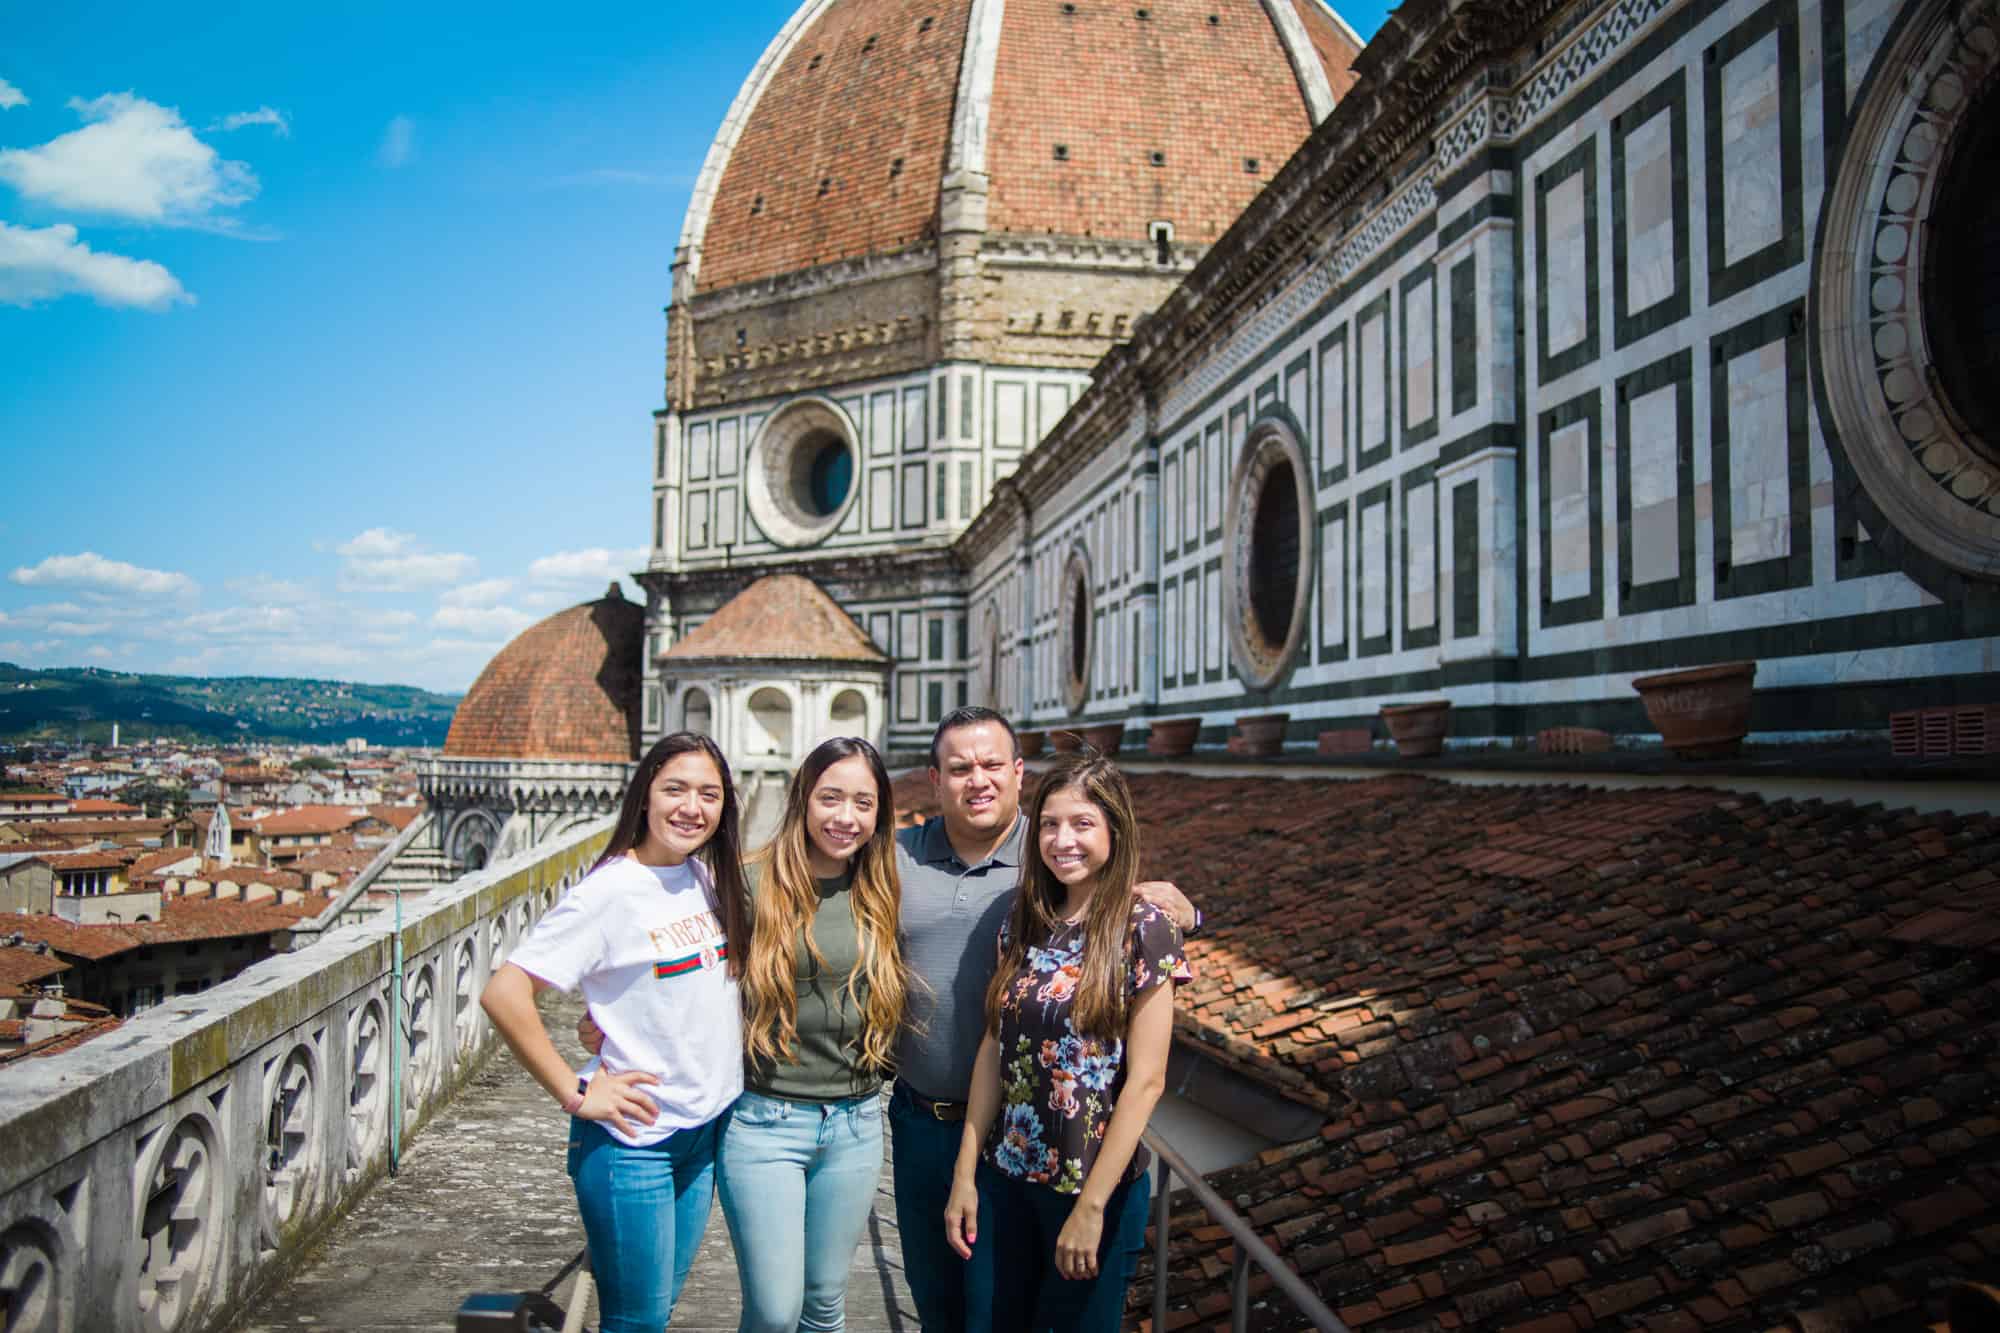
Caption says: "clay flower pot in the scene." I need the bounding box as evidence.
[1147,717,1202,757]
[1632,661,1757,758]
[1080,722,1126,754]
[1380,700,1452,758]
[1049,729,1083,753]
[1016,730,1046,758]
[1230,712,1290,758]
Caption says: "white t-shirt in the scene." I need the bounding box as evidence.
[509,854,743,1146]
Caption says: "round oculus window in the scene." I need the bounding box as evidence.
[1060,549,1093,715]
[1224,417,1314,691]
[744,398,861,547]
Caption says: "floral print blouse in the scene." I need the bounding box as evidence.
[982,900,1193,1194]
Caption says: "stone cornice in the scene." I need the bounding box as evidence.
[688,243,939,319]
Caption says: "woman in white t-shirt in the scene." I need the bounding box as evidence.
[482,732,750,1333]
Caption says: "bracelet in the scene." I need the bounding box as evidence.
[560,1082,585,1115]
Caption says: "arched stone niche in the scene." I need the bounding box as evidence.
[744,397,861,548]
[1224,412,1316,691]
[1059,547,1094,715]
[1814,0,2000,581]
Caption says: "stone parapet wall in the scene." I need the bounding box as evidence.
[0,817,613,1333]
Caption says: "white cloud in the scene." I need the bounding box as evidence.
[10,551,197,597]
[432,604,533,637]
[440,577,515,608]
[83,645,112,660]
[377,115,414,168]
[527,547,647,585]
[0,221,189,310]
[214,106,290,137]
[335,528,475,591]
[0,79,26,111]
[224,573,313,603]
[42,618,111,637]
[0,93,257,224]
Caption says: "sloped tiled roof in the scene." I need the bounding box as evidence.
[251,805,375,837]
[0,895,324,961]
[664,575,889,664]
[1098,773,2000,1332]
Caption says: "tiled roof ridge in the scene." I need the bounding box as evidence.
[663,573,889,663]
[1106,772,2000,1331]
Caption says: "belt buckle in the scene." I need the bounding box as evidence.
[929,1099,954,1121]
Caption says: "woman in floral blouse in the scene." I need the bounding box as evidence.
[944,750,1193,1331]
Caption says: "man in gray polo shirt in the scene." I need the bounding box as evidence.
[891,706,1194,1333]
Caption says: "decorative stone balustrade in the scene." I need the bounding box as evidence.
[0,817,613,1333]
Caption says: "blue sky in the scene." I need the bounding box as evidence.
[0,0,1390,694]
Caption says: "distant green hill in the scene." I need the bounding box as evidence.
[0,663,459,747]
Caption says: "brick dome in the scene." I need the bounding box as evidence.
[679,0,1363,294]
[443,585,643,763]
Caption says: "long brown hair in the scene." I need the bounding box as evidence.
[985,750,1142,1042]
[599,732,749,979]
[742,736,909,1074]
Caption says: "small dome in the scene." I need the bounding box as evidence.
[444,586,643,763]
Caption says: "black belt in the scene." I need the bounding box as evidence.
[907,1087,966,1121]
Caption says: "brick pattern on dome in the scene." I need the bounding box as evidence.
[443,595,642,763]
[699,0,973,292]
[1292,0,1364,101]
[984,0,1317,245]
[664,573,889,663]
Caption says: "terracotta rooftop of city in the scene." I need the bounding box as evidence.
[892,768,1999,1330]
[0,895,328,961]
[251,805,381,837]
[687,0,1362,291]
[663,574,889,663]
[444,585,644,763]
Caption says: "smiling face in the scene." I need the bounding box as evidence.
[930,720,1024,847]
[804,754,880,876]
[1036,784,1112,895]
[633,751,726,865]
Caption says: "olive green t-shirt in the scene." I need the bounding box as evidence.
[744,865,880,1102]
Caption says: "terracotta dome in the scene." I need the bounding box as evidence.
[679,0,1364,293]
[443,585,643,763]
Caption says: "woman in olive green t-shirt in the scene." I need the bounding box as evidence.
[720,736,910,1333]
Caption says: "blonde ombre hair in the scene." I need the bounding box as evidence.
[742,736,909,1075]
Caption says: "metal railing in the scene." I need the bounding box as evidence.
[1145,1128,1350,1333]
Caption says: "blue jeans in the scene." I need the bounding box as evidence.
[717,1088,885,1333]
[964,1162,1150,1333]
[889,1080,968,1333]
[566,1115,723,1333]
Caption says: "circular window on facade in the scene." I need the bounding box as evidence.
[744,398,860,547]
[1060,548,1093,714]
[1224,415,1315,691]
[1813,0,2000,581]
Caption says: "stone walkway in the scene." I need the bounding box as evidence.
[235,990,916,1331]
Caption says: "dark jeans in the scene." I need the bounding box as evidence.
[889,1079,969,1333]
[964,1161,1150,1333]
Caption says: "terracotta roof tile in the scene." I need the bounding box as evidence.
[250,805,377,837]
[663,574,889,664]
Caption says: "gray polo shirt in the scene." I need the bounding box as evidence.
[893,813,1025,1101]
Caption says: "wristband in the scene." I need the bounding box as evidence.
[560,1082,586,1116]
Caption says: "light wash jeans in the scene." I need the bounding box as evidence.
[717,1087,885,1333]
[567,1115,723,1333]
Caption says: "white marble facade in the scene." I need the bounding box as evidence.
[954,0,1999,744]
